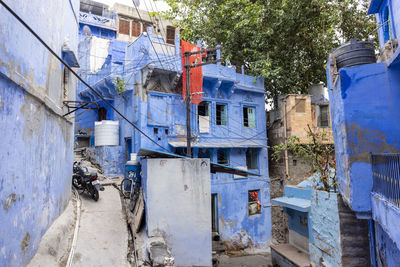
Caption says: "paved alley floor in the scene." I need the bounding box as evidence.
[72,185,131,267]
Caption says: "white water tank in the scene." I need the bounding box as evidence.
[95,120,119,146]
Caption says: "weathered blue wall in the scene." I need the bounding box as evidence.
[0,0,78,265]
[374,222,400,267]
[371,192,400,264]
[369,0,399,49]
[327,60,400,214]
[309,190,341,267]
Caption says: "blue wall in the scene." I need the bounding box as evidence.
[0,0,78,265]
[327,59,400,214]
[374,222,400,267]
[369,0,399,49]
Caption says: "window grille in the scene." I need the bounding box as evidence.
[216,104,227,126]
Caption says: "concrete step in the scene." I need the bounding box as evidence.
[271,243,310,267]
[342,256,370,266]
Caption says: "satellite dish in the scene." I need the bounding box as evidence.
[83,25,92,36]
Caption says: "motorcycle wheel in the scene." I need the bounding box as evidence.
[91,187,99,201]
[72,176,84,193]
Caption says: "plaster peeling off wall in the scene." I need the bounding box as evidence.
[90,36,110,72]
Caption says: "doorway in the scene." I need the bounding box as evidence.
[125,137,132,161]
[211,194,219,233]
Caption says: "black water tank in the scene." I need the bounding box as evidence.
[333,39,376,69]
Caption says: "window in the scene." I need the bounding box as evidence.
[119,19,130,35]
[132,21,141,37]
[383,6,392,43]
[198,101,210,133]
[318,105,329,127]
[98,107,107,121]
[216,104,227,126]
[198,148,212,160]
[217,149,229,165]
[243,106,256,128]
[166,26,176,45]
[295,99,306,113]
[153,128,159,134]
[246,148,258,170]
[165,128,169,135]
[248,190,261,216]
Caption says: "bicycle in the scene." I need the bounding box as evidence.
[120,169,137,198]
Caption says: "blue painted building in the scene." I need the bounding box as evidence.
[74,7,271,249]
[0,0,79,266]
[327,0,400,265]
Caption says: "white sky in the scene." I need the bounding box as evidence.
[96,0,170,12]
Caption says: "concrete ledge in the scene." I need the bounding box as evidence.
[371,192,400,252]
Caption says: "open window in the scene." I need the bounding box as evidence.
[198,101,210,133]
[243,106,256,128]
[98,107,107,121]
[216,104,227,126]
[217,149,229,165]
[318,105,329,127]
[246,148,258,170]
[248,190,261,216]
[382,6,392,43]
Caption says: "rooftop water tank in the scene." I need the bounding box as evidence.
[95,120,119,146]
[333,39,376,70]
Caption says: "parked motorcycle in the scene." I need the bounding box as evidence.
[72,162,104,201]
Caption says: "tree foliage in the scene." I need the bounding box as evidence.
[161,0,376,96]
[272,126,337,192]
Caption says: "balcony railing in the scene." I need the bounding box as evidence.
[371,153,400,207]
[79,11,116,30]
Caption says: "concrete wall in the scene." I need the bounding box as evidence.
[0,0,78,265]
[327,60,400,214]
[142,158,212,267]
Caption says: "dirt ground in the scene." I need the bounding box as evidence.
[215,253,272,267]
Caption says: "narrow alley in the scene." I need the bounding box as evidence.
[72,185,130,267]
[2,0,400,266]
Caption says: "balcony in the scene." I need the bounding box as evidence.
[371,153,400,207]
[371,153,400,252]
[79,11,116,30]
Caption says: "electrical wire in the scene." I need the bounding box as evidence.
[0,0,170,152]
[130,0,166,70]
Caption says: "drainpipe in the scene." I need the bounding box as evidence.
[283,98,289,178]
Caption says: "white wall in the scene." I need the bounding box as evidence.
[142,158,212,267]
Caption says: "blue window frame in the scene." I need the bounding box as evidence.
[216,103,227,126]
[243,106,256,128]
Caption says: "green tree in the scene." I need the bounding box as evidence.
[271,126,337,192]
[160,0,376,96]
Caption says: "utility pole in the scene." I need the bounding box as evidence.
[183,47,222,157]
